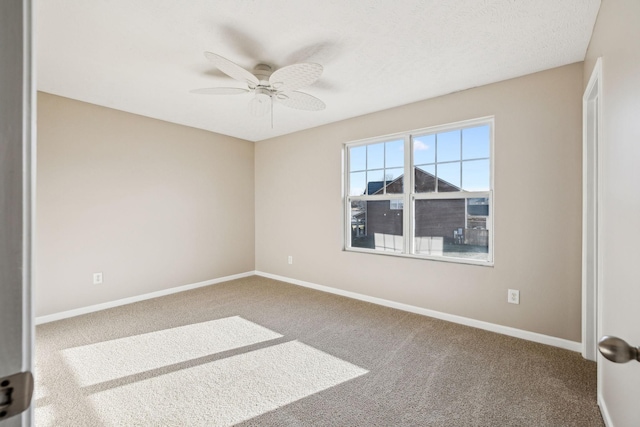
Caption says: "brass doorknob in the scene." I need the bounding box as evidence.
[598,336,640,363]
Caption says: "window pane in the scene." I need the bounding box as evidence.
[414,199,489,261]
[464,198,490,261]
[414,165,436,193]
[413,134,435,165]
[437,130,461,162]
[349,145,366,171]
[437,162,461,191]
[385,167,404,194]
[367,143,384,170]
[385,139,404,168]
[462,159,490,191]
[468,198,489,228]
[349,172,367,196]
[350,200,404,253]
[366,170,385,195]
[462,125,490,160]
[350,200,370,249]
[415,199,464,256]
[368,199,404,253]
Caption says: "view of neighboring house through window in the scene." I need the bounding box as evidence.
[345,118,493,264]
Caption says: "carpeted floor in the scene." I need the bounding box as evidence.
[35,276,604,426]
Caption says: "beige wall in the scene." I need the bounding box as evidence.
[36,93,255,316]
[256,63,584,342]
[38,63,586,341]
[584,0,640,424]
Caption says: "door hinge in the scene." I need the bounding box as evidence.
[0,371,34,421]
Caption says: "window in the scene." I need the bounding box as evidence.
[345,117,493,265]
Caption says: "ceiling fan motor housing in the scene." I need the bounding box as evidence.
[253,64,273,85]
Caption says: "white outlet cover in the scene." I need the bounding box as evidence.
[93,272,103,285]
[508,289,520,304]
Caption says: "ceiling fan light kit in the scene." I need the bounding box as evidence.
[249,87,272,117]
[192,52,326,123]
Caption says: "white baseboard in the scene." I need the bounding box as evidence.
[35,271,256,325]
[37,270,583,353]
[255,271,582,353]
[598,392,614,427]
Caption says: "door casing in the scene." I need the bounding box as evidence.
[582,57,603,364]
[0,0,35,425]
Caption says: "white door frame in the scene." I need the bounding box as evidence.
[0,0,35,425]
[582,57,603,363]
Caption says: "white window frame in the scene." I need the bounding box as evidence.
[343,116,494,266]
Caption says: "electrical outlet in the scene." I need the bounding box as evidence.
[93,272,103,285]
[288,256,293,265]
[508,289,520,304]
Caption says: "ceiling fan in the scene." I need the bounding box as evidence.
[192,52,326,121]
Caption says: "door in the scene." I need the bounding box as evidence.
[597,170,640,422]
[591,22,640,426]
[0,0,35,426]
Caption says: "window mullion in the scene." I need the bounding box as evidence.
[404,135,412,254]
[434,133,438,193]
[383,142,386,195]
[345,146,349,248]
[365,145,368,195]
[488,191,494,263]
[414,190,490,201]
[459,129,463,190]
[465,197,468,230]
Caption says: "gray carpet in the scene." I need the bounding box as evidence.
[35,276,604,426]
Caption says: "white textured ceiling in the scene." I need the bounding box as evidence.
[36,0,600,142]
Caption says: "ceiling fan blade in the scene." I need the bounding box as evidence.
[204,52,259,86]
[269,63,323,92]
[276,91,325,111]
[190,87,249,95]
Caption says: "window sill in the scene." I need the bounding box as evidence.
[343,246,494,267]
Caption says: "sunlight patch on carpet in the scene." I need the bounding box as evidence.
[62,316,282,386]
[88,340,368,426]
